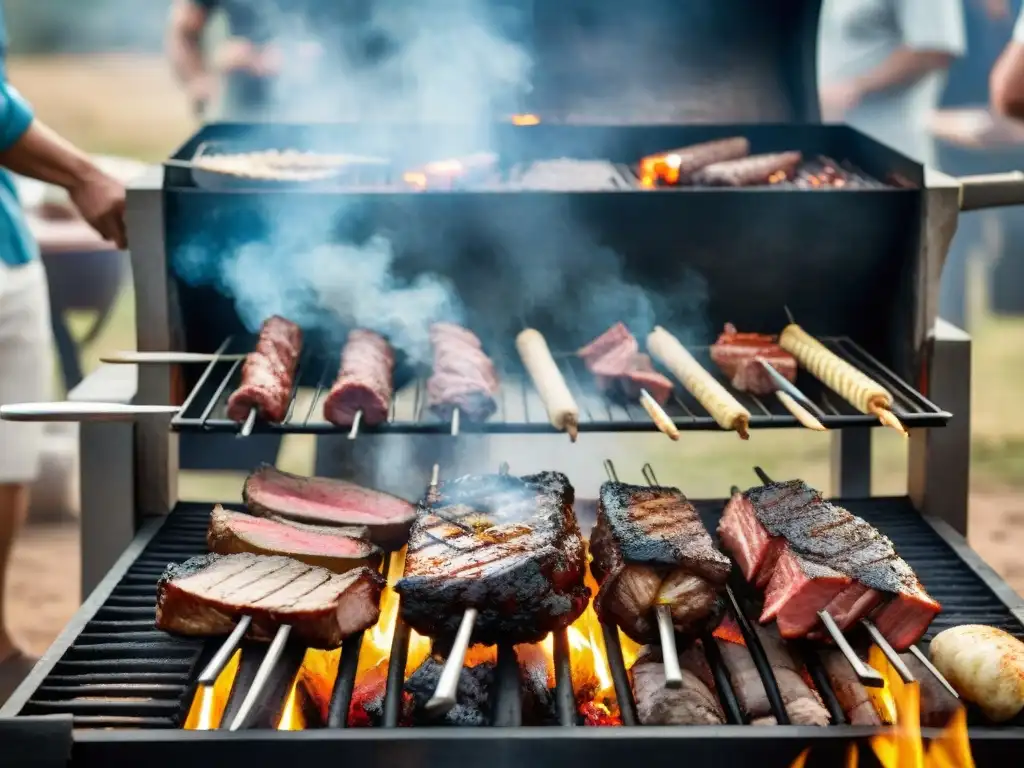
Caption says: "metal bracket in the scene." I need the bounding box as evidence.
[829,429,872,498]
[0,715,72,767]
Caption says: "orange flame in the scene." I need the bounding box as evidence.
[639,152,684,188]
[183,649,241,730]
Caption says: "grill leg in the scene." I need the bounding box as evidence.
[830,429,871,498]
[909,320,971,536]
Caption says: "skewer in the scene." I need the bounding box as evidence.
[101,351,247,364]
[607,460,684,689]
[908,645,959,699]
[197,615,253,685]
[816,611,885,688]
[776,392,827,431]
[869,403,908,437]
[425,607,479,716]
[239,407,258,438]
[451,408,460,437]
[784,305,796,325]
[227,624,293,731]
[861,619,915,683]
[348,410,362,440]
[755,358,826,432]
[639,388,680,440]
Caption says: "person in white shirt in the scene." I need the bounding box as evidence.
[818,0,966,166]
[991,3,1024,116]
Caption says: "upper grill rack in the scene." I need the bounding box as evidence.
[11,492,1022,731]
[171,335,950,435]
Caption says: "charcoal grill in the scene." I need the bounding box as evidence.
[5,0,1024,765]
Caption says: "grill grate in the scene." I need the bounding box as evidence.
[10,493,1023,731]
[172,336,949,435]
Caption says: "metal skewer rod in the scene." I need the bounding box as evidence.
[908,645,959,699]
[775,392,827,431]
[197,615,253,685]
[239,407,258,438]
[861,619,915,684]
[348,410,362,440]
[451,408,460,437]
[425,607,479,716]
[784,305,796,325]
[639,388,680,441]
[816,611,885,688]
[101,351,247,364]
[755,358,827,432]
[0,402,181,422]
[227,624,293,731]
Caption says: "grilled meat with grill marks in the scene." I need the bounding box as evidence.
[207,505,382,574]
[718,481,941,649]
[590,481,730,644]
[394,471,589,645]
[631,643,726,725]
[426,322,499,422]
[691,151,803,187]
[577,322,674,405]
[709,323,797,396]
[243,465,416,549]
[323,329,394,428]
[155,552,384,649]
[226,316,303,423]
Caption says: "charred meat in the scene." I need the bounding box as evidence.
[819,650,881,725]
[395,471,589,645]
[426,322,500,422]
[207,505,382,574]
[590,482,730,644]
[709,323,797,396]
[718,481,941,649]
[639,137,751,187]
[226,315,302,423]
[155,552,384,649]
[243,464,416,549]
[577,322,674,405]
[690,151,802,187]
[631,643,726,725]
[323,329,394,428]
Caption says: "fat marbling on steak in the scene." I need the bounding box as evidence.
[155,552,384,649]
[243,465,417,549]
[394,470,589,645]
[589,481,731,644]
[207,505,382,574]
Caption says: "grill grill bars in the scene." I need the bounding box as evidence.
[172,335,949,436]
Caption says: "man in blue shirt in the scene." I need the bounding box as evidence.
[0,9,127,701]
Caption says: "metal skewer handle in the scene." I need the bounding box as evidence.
[101,351,246,364]
[425,607,479,716]
[0,402,181,422]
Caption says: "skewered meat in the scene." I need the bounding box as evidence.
[155,552,384,649]
[715,621,830,726]
[709,323,797,396]
[243,465,417,548]
[639,137,751,187]
[930,625,1024,722]
[577,322,674,405]
[426,322,500,422]
[648,326,751,437]
[226,316,303,423]
[819,650,881,725]
[516,328,580,436]
[717,482,941,649]
[323,329,394,428]
[590,481,730,643]
[690,151,802,187]
[207,505,382,574]
[631,644,726,725]
[395,471,590,645]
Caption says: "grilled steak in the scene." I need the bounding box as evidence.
[819,650,881,725]
[577,323,674,405]
[709,323,797,396]
[155,552,384,649]
[639,137,751,186]
[426,322,500,422]
[243,465,416,549]
[691,151,803,187]
[207,505,382,574]
[718,482,941,649]
[394,471,589,645]
[631,643,726,725]
[323,329,394,428]
[590,482,730,644]
[226,315,303,423]
[715,621,830,726]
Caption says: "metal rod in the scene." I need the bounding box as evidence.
[100,351,247,364]
[700,632,745,724]
[655,607,684,689]
[0,402,181,422]
[326,631,364,728]
[861,619,915,684]
[239,408,258,438]
[552,629,576,726]
[347,410,362,440]
[227,624,293,731]
[492,643,522,726]
[425,607,478,716]
[382,618,411,727]
[753,466,772,485]
[816,611,884,688]
[908,645,959,699]
[797,644,847,725]
[601,622,638,726]
[641,462,659,486]
[219,647,264,730]
[603,458,619,483]
[639,389,679,440]
[724,585,791,724]
[776,391,827,431]
[451,408,460,436]
[784,305,796,325]
[197,615,252,685]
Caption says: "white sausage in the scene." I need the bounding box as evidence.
[515,329,580,439]
[930,624,1024,722]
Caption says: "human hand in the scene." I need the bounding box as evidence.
[216,37,266,75]
[820,81,863,122]
[68,166,127,249]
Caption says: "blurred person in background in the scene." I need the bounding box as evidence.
[0,4,127,701]
[991,1,1024,116]
[818,0,966,167]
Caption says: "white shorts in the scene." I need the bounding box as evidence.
[0,260,53,484]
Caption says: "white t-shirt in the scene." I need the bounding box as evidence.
[818,0,966,165]
[1014,4,1024,42]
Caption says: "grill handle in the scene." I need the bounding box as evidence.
[0,402,180,422]
[958,171,1024,211]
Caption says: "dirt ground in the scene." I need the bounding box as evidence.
[5,491,1024,659]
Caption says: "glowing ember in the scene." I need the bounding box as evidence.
[639,152,684,187]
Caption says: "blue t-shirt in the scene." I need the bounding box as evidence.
[0,8,38,266]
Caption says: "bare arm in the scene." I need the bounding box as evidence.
[991,42,1024,119]
[166,0,213,109]
[848,48,957,98]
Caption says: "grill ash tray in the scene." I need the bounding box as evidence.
[171,336,950,436]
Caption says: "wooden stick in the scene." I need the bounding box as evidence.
[565,414,579,443]
[775,391,827,431]
[870,404,908,437]
[639,389,680,441]
[101,351,246,364]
